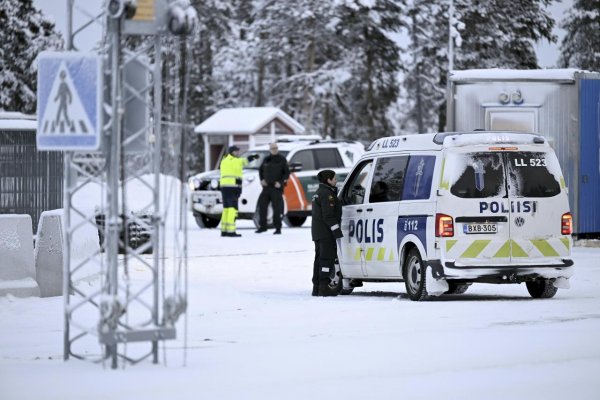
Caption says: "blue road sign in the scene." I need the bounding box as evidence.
[37,52,102,151]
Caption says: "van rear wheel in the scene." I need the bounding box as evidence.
[526,279,558,298]
[404,248,428,301]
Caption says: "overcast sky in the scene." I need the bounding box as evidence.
[33,0,572,67]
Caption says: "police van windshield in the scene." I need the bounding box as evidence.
[241,150,290,169]
[449,151,561,198]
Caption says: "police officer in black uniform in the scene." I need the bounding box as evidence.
[311,169,343,296]
[255,143,290,234]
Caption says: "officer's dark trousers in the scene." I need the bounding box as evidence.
[258,186,284,229]
[312,237,337,296]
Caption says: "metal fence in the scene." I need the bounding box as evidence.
[0,129,63,233]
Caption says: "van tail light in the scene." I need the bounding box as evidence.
[436,214,454,237]
[561,212,573,235]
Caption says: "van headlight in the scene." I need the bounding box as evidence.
[243,176,256,185]
[189,178,201,191]
[210,179,219,189]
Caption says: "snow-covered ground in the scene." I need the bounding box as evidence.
[1,217,599,400]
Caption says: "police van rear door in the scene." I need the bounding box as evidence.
[443,149,511,267]
[504,149,570,264]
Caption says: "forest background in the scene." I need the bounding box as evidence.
[2,0,599,174]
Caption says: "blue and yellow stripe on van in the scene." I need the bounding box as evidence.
[338,244,395,264]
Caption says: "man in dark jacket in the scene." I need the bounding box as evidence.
[311,169,343,296]
[255,142,290,234]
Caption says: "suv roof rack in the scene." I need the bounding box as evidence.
[307,139,363,146]
[276,134,322,143]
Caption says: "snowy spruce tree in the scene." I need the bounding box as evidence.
[335,0,405,141]
[402,0,556,132]
[188,1,233,125]
[398,1,450,134]
[252,0,348,135]
[455,0,556,69]
[0,0,63,114]
[210,0,257,111]
[559,0,600,71]
[180,1,233,173]
[204,0,406,141]
[219,0,353,137]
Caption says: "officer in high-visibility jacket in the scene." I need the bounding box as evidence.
[219,145,256,237]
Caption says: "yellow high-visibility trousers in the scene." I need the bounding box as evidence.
[221,207,238,233]
[220,186,241,234]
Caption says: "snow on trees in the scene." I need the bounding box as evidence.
[559,0,600,71]
[0,0,63,114]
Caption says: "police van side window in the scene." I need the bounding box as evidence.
[314,148,344,168]
[506,152,561,197]
[401,155,436,200]
[369,156,408,203]
[450,153,506,198]
[289,150,315,170]
[342,160,373,205]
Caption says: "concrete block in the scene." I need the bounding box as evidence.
[0,214,40,297]
[34,209,102,297]
[34,210,64,297]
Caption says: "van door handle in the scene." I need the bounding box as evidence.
[356,209,363,213]
[366,208,373,212]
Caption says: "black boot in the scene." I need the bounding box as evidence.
[318,266,338,297]
[311,285,319,296]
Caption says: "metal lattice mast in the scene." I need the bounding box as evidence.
[63,0,194,369]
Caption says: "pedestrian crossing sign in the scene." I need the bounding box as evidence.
[37,52,102,151]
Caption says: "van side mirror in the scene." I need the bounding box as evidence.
[290,162,303,172]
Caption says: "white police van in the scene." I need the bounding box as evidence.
[336,131,573,300]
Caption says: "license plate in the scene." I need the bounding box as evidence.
[193,194,217,206]
[203,198,216,206]
[463,223,497,234]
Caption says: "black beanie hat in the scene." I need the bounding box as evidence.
[228,145,240,154]
[317,169,335,183]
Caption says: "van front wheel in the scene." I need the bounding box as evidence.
[526,279,558,299]
[404,248,428,301]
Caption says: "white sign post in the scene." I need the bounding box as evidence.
[37,52,102,151]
